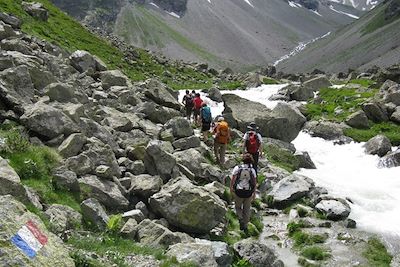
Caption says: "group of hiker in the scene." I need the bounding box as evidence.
[181,90,263,232]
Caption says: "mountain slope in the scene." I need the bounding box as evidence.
[329,0,383,10]
[277,0,400,73]
[51,0,361,70]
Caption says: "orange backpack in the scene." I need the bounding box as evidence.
[216,121,229,144]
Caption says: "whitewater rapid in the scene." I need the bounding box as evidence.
[179,85,400,244]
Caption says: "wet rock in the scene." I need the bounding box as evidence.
[44,204,82,234]
[315,198,351,221]
[149,177,227,234]
[167,242,218,267]
[378,148,400,168]
[233,239,283,267]
[345,110,370,129]
[81,198,109,230]
[364,134,392,157]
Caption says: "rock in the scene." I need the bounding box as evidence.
[208,87,223,102]
[80,198,109,230]
[44,204,82,234]
[70,50,107,73]
[22,2,49,21]
[315,198,351,221]
[233,239,283,267]
[120,218,138,239]
[243,72,262,88]
[270,102,306,140]
[135,201,149,217]
[79,118,119,153]
[0,21,16,41]
[165,117,194,139]
[100,70,131,90]
[167,243,218,267]
[172,135,201,150]
[268,174,314,207]
[143,79,181,110]
[0,13,22,29]
[195,239,232,267]
[303,75,332,91]
[79,175,129,210]
[44,83,75,103]
[294,151,316,169]
[364,135,392,157]
[128,174,163,199]
[122,209,145,223]
[134,219,181,248]
[65,154,94,176]
[137,102,181,124]
[204,182,226,200]
[362,102,389,123]
[0,195,74,266]
[378,148,400,168]
[390,107,400,123]
[304,120,347,140]
[57,133,87,158]
[20,102,79,140]
[149,177,227,234]
[144,140,177,181]
[174,149,207,178]
[345,110,370,129]
[52,167,80,192]
[289,85,315,101]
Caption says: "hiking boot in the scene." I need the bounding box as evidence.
[239,222,245,231]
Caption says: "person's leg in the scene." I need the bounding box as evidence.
[242,197,253,230]
[220,143,227,165]
[214,142,221,164]
[252,152,259,174]
[234,195,244,223]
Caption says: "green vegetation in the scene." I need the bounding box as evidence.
[306,87,377,121]
[292,231,327,247]
[218,81,244,90]
[232,258,253,267]
[287,221,308,236]
[300,246,330,261]
[106,214,123,235]
[363,238,393,267]
[0,0,213,90]
[263,77,280,85]
[347,79,376,88]
[264,144,299,172]
[297,207,309,218]
[344,122,400,146]
[362,2,400,36]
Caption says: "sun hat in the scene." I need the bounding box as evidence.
[218,116,224,122]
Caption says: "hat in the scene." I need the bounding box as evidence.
[247,122,257,130]
[218,116,224,122]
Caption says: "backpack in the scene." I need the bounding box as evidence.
[216,121,229,144]
[201,106,212,123]
[246,131,260,154]
[234,165,256,198]
[184,95,194,107]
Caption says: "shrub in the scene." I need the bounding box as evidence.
[300,246,330,261]
[107,214,123,235]
[363,238,393,267]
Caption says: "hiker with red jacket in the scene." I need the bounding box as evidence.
[242,122,263,173]
[192,93,203,126]
[213,116,230,165]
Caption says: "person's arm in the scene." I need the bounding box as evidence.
[258,134,263,157]
[182,95,186,105]
[251,170,257,200]
[230,175,236,194]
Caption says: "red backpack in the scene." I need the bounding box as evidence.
[246,132,260,154]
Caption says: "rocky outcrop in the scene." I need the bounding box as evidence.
[167,242,218,267]
[143,79,181,110]
[44,204,82,234]
[134,219,182,248]
[22,2,49,21]
[345,110,370,129]
[69,50,107,73]
[304,120,348,141]
[315,198,351,221]
[364,135,392,157]
[149,177,227,234]
[81,198,109,230]
[128,174,163,199]
[233,239,283,267]
[379,148,400,168]
[0,195,74,266]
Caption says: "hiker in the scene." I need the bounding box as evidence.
[213,116,230,165]
[193,93,203,125]
[230,153,257,232]
[182,90,194,120]
[243,122,263,173]
[200,102,212,141]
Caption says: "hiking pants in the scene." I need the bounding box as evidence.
[214,142,227,164]
[185,106,192,119]
[251,152,259,174]
[234,194,252,227]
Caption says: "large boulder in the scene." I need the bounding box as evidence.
[20,102,79,140]
[57,133,87,158]
[0,13,22,29]
[167,242,218,267]
[233,239,283,267]
[172,135,201,150]
[0,21,16,41]
[44,204,82,234]
[164,117,194,139]
[362,102,389,123]
[80,198,109,230]
[315,198,351,221]
[268,174,314,207]
[0,195,74,266]
[52,167,80,193]
[364,135,392,157]
[208,87,223,102]
[100,70,131,90]
[70,50,107,73]
[78,175,129,210]
[149,177,227,234]
[270,102,306,140]
[345,111,370,129]
[79,118,119,152]
[44,83,75,103]
[128,174,163,199]
[303,76,332,91]
[173,148,207,178]
[22,2,49,21]
[304,121,347,140]
[134,219,181,248]
[390,107,400,123]
[378,148,400,168]
[144,140,177,181]
[142,79,181,110]
[136,102,180,124]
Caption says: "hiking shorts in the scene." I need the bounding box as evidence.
[185,106,192,117]
[202,122,211,132]
[193,109,200,117]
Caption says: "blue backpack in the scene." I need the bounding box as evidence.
[201,106,212,123]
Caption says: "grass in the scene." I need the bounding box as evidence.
[363,238,393,267]
[361,1,400,36]
[344,122,400,146]
[347,79,376,88]
[300,246,330,261]
[264,144,300,172]
[263,77,280,85]
[0,0,213,90]
[218,81,244,90]
[292,231,327,248]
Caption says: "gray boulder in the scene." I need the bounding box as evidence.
[65,154,94,176]
[143,79,181,110]
[233,239,283,267]
[70,50,107,73]
[268,174,314,207]
[0,195,74,266]
[164,117,194,139]
[22,2,49,21]
[58,133,87,158]
[304,121,347,140]
[149,177,227,234]
[174,148,207,178]
[195,239,232,267]
[270,102,306,140]
[364,135,392,157]
[137,102,180,124]
[345,111,370,129]
[44,83,75,103]
[134,219,181,248]
[315,198,351,221]
[120,218,138,239]
[144,140,177,181]
[122,209,146,223]
[167,243,218,267]
[390,107,400,123]
[128,174,163,199]
[0,13,21,29]
[303,75,332,91]
[208,87,223,102]
[20,102,79,140]
[294,151,316,169]
[289,85,315,101]
[79,175,129,210]
[52,167,80,192]
[172,135,201,150]
[100,70,131,90]
[81,198,109,230]
[378,149,400,168]
[0,21,16,41]
[44,204,82,234]
[79,118,119,152]
[362,102,389,123]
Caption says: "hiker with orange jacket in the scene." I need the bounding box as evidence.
[213,116,230,165]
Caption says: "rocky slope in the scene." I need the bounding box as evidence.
[50,0,361,70]
[277,0,400,73]
[329,0,383,10]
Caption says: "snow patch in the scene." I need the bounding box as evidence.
[149,2,159,8]
[329,5,359,19]
[310,9,322,16]
[243,0,254,8]
[288,1,302,8]
[167,11,181,18]
[206,0,211,3]
[274,31,331,66]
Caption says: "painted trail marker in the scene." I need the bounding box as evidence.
[10,220,48,258]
